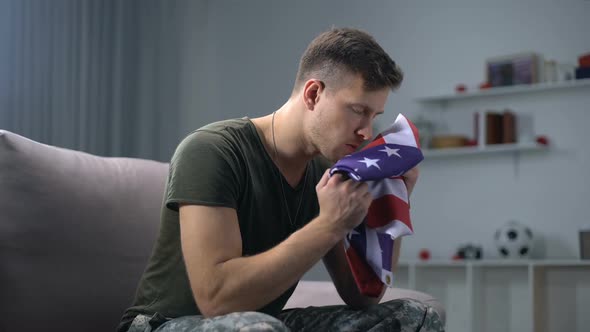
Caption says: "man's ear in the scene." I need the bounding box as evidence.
[302,79,324,110]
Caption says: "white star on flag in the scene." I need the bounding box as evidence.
[380,146,401,158]
[358,157,381,170]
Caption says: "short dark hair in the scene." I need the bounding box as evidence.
[294,27,403,92]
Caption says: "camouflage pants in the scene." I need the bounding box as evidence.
[127,298,444,332]
[127,311,287,332]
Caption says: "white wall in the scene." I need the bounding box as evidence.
[178,0,590,278]
[177,0,212,136]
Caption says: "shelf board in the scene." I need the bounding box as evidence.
[399,259,590,267]
[422,142,546,158]
[416,78,590,103]
[530,260,590,267]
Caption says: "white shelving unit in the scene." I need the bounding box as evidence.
[416,78,590,104]
[410,80,590,332]
[394,260,590,332]
[423,142,547,158]
[414,80,590,159]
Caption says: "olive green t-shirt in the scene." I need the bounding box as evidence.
[118,118,330,331]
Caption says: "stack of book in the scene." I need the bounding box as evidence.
[474,110,532,147]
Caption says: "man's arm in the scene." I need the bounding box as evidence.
[180,171,372,317]
[180,205,341,317]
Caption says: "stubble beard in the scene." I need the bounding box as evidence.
[309,114,340,163]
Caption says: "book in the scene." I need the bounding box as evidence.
[502,110,516,144]
[485,112,503,145]
[517,113,535,143]
[474,111,486,147]
[474,110,524,146]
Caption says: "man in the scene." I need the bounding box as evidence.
[119,27,443,331]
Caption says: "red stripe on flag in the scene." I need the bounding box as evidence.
[362,135,385,150]
[345,246,385,297]
[366,194,410,228]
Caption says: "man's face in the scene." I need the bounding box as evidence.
[309,74,390,163]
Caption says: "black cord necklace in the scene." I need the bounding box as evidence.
[271,111,309,230]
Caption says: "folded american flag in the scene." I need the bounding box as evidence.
[329,114,423,297]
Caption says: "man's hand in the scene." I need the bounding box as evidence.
[315,169,372,237]
[402,166,419,197]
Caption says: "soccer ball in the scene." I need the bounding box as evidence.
[494,221,534,259]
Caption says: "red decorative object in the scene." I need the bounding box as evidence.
[419,249,431,261]
[579,53,590,68]
[536,135,549,146]
[452,254,462,261]
[465,139,478,146]
[455,84,467,93]
[479,82,492,90]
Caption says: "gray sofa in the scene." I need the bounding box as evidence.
[0,130,168,332]
[0,129,444,332]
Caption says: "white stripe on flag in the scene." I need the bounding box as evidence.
[365,227,382,275]
[376,220,414,239]
[380,114,419,148]
[367,178,408,204]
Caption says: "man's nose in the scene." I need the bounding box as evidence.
[356,122,373,141]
